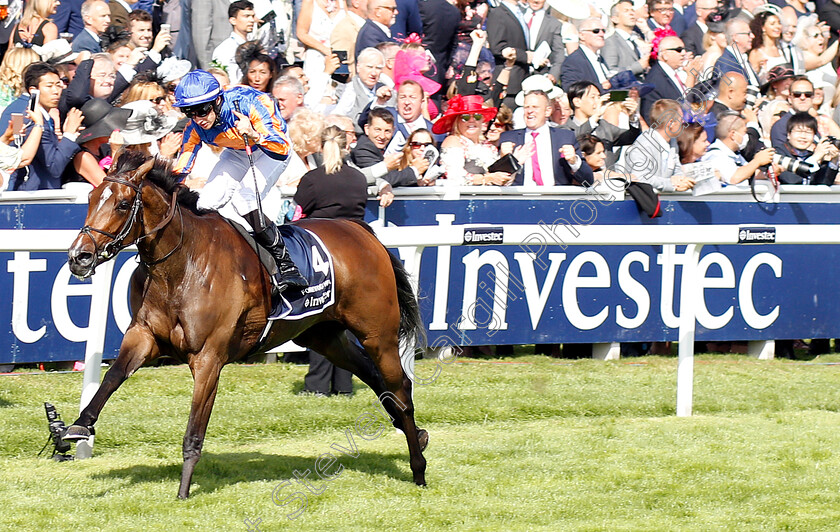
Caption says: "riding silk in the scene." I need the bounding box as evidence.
[272,225,336,320]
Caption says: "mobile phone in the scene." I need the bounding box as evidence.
[160,23,170,34]
[422,145,439,167]
[28,89,39,112]
[609,90,629,102]
[334,50,348,63]
[11,113,24,136]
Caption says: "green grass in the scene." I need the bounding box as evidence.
[3,354,840,530]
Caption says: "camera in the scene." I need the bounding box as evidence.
[823,136,840,149]
[40,402,73,461]
[744,85,760,109]
[772,154,814,177]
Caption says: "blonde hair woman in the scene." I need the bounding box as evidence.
[0,48,40,112]
[13,0,60,46]
[280,108,326,190]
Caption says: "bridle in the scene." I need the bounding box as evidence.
[78,175,184,269]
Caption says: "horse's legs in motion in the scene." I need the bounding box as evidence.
[296,324,427,486]
[65,327,160,439]
[178,355,224,499]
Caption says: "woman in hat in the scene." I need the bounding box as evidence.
[70,98,132,186]
[435,94,513,185]
[117,100,181,158]
[236,41,278,94]
[762,64,795,100]
[12,0,59,47]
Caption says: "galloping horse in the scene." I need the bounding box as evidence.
[63,152,428,498]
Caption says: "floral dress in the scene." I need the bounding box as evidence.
[440,134,499,185]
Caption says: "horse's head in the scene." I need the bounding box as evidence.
[68,155,157,279]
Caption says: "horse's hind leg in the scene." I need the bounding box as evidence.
[64,326,160,440]
[295,324,427,486]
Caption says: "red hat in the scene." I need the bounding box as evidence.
[431,95,497,135]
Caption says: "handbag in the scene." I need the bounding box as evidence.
[487,153,522,174]
[613,177,661,218]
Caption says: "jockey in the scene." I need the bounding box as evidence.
[172,70,308,295]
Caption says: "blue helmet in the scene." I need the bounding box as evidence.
[173,70,222,108]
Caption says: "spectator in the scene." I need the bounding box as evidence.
[297,0,346,80]
[280,108,326,190]
[333,47,386,125]
[486,0,530,108]
[455,29,509,107]
[711,71,749,118]
[127,10,171,60]
[500,90,594,186]
[770,76,819,149]
[641,35,703,123]
[377,41,400,89]
[418,0,460,93]
[550,92,572,126]
[117,99,181,158]
[759,99,791,143]
[53,0,85,38]
[272,77,305,120]
[0,48,41,113]
[72,0,111,53]
[351,106,425,186]
[715,18,761,88]
[330,0,367,75]
[681,0,718,56]
[107,39,133,69]
[560,17,611,94]
[0,109,45,175]
[354,0,397,60]
[485,105,514,148]
[647,0,685,35]
[293,125,365,397]
[762,64,795,100]
[71,98,131,185]
[397,128,438,186]
[325,113,358,147]
[5,63,85,191]
[578,133,607,181]
[379,79,436,154]
[622,99,694,192]
[777,8,803,74]
[699,19,727,74]
[13,0,60,47]
[676,121,709,164]
[236,42,277,93]
[797,19,839,90]
[603,0,651,81]
[748,10,786,81]
[702,112,775,185]
[211,0,255,83]
[774,111,839,184]
[391,0,422,40]
[448,0,490,79]
[525,0,565,84]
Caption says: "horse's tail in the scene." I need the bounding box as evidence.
[348,220,426,350]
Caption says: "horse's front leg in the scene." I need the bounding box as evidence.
[178,355,224,499]
[64,326,160,440]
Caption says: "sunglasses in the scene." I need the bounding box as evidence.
[582,28,605,34]
[664,47,685,53]
[791,91,814,99]
[183,101,215,118]
[150,96,166,104]
[459,113,484,122]
[410,141,433,148]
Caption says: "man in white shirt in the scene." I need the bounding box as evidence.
[212,0,255,83]
[702,113,775,185]
[333,47,386,126]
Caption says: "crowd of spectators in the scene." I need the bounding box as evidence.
[2,0,840,358]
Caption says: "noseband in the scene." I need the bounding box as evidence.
[79,176,183,267]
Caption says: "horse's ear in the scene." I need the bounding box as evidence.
[131,157,157,184]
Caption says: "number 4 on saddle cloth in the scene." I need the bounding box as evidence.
[228,221,336,320]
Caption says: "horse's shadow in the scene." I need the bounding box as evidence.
[90,450,411,495]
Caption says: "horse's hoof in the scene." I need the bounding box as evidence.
[62,425,92,441]
[417,429,429,452]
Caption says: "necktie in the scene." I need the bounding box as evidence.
[530,131,543,186]
[598,55,610,78]
[675,73,686,95]
[628,37,640,58]
[526,11,534,29]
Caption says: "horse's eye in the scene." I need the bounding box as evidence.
[116,200,131,212]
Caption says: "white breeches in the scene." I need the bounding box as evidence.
[196,148,289,216]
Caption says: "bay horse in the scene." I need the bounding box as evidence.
[63,152,428,499]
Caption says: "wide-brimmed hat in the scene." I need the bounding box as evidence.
[76,98,132,144]
[157,56,193,84]
[608,70,655,98]
[514,74,564,107]
[32,39,79,65]
[761,64,795,92]
[120,100,179,145]
[547,0,589,19]
[432,94,497,135]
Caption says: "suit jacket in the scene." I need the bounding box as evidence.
[355,20,394,60]
[531,12,565,81]
[419,0,460,92]
[498,126,594,186]
[681,22,705,57]
[559,118,641,167]
[640,62,685,123]
[486,3,529,108]
[52,0,85,37]
[560,47,606,94]
[4,96,81,191]
[646,12,685,35]
[71,28,102,53]
[713,48,759,87]
[601,32,646,78]
[330,14,365,75]
[350,134,419,187]
[392,0,424,39]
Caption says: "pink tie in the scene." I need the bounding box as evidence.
[531,131,543,186]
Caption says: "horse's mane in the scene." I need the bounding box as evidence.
[111,151,206,215]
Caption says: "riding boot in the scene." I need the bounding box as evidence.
[253,220,308,294]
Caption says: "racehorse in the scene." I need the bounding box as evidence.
[63,152,428,499]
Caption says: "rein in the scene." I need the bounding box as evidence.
[79,176,184,267]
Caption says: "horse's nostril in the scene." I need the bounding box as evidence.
[76,251,94,266]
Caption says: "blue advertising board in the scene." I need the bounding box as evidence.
[1,194,838,363]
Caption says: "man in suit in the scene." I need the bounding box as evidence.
[379,80,439,154]
[647,0,686,35]
[603,0,650,81]
[331,0,368,75]
[499,90,594,186]
[350,107,426,186]
[681,0,718,56]
[72,0,111,53]
[5,63,83,191]
[560,17,611,94]
[524,0,564,83]
[641,36,700,122]
[486,0,531,109]
[714,18,761,88]
[419,0,460,93]
[334,47,388,125]
[355,0,397,60]
[53,0,85,38]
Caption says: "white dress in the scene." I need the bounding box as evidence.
[302,0,346,80]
